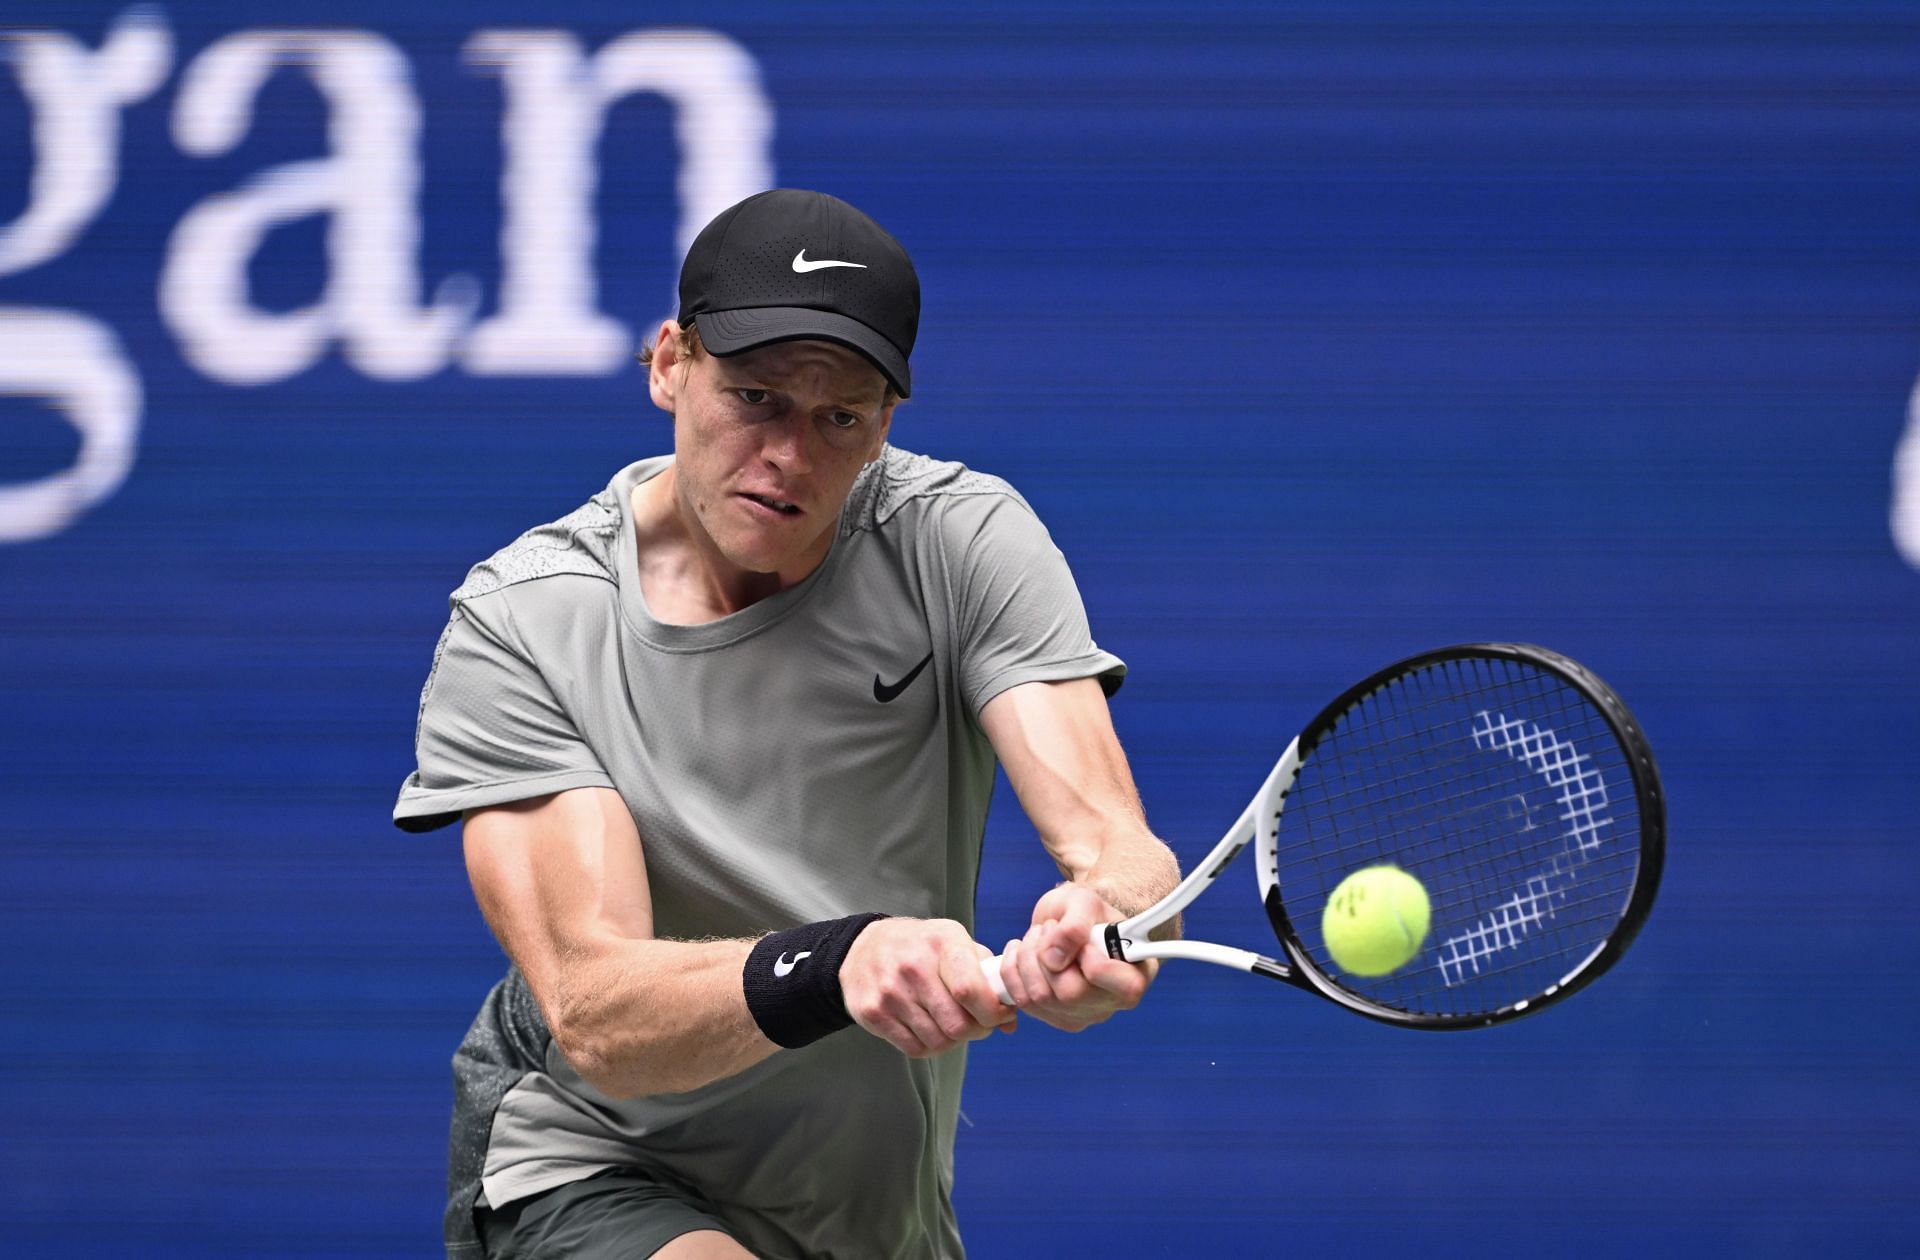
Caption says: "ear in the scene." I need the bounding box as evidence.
[646,321,685,415]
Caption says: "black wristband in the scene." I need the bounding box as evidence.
[742,913,889,1049]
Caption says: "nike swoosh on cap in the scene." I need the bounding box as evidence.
[792,249,867,273]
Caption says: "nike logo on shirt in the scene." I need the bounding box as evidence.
[774,951,813,978]
[873,651,935,703]
[792,250,867,273]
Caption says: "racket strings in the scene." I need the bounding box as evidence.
[1274,656,1643,1020]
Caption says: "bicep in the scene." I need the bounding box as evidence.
[979,677,1147,877]
[462,787,655,1000]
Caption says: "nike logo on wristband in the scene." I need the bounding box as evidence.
[773,950,813,978]
[792,250,866,273]
[874,651,935,703]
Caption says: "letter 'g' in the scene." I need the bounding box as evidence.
[160,30,470,385]
[0,11,169,542]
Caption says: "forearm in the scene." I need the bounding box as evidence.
[977,677,1184,939]
[1060,823,1182,939]
[573,915,1016,1079]
[543,934,774,1099]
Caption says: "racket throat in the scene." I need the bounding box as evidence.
[1249,956,1294,982]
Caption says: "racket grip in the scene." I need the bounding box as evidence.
[979,953,1013,1004]
[980,926,1131,1004]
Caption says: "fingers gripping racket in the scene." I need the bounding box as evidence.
[982,644,1664,1029]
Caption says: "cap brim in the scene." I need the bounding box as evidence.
[696,307,911,398]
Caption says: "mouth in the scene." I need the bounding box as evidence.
[740,491,803,517]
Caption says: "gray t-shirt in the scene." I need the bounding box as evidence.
[395,447,1124,1259]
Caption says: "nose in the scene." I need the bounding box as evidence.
[760,407,813,473]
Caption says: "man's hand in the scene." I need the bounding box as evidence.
[993,884,1155,1033]
[840,917,1017,1058]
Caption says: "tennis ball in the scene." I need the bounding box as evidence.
[1321,865,1431,977]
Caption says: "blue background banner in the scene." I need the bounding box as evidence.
[3,3,1917,1254]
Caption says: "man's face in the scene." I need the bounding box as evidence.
[649,328,894,585]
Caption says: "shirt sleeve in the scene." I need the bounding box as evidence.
[392,595,614,833]
[948,491,1127,715]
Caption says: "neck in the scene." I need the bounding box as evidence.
[630,465,816,623]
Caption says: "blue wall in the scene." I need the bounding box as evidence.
[3,3,1917,1254]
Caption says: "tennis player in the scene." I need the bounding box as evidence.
[395,189,1180,1259]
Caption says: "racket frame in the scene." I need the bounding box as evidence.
[985,643,1664,1031]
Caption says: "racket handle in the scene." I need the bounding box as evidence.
[983,929,1128,1006]
[980,953,1013,1004]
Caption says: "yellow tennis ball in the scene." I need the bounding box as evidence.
[1321,865,1431,977]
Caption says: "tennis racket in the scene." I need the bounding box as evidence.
[982,643,1664,1029]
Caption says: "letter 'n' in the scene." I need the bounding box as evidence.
[461,29,773,376]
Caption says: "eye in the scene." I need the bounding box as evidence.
[829,410,862,430]
[735,388,770,405]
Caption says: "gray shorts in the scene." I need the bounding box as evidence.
[477,1168,738,1260]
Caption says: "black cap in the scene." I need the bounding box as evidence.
[677,189,918,398]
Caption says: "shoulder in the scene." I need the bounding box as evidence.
[841,445,1038,539]
[449,474,633,610]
